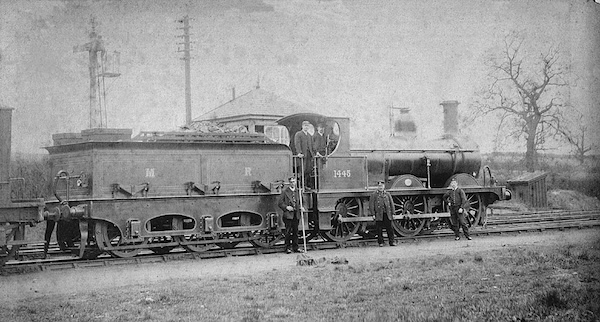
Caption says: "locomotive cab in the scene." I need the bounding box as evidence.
[277,113,368,191]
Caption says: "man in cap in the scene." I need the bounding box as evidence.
[312,123,327,188]
[278,176,304,253]
[312,123,327,157]
[443,178,472,240]
[293,120,314,188]
[369,180,396,247]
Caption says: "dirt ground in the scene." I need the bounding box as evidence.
[1,228,599,308]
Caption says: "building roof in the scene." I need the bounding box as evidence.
[507,171,548,184]
[193,88,309,122]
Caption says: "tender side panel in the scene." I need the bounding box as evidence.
[205,151,291,194]
[48,151,94,201]
[95,149,202,198]
[48,142,293,199]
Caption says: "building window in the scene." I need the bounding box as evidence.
[265,125,290,145]
[255,125,265,133]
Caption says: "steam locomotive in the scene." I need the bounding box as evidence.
[1,105,510,263]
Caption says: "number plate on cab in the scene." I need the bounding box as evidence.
[319,156,367,190]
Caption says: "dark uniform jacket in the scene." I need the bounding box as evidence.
[294,131,314,158]
[369,190,394,221]
[278,186,301,220]
[312,133,327,156]
[443,187,469,211]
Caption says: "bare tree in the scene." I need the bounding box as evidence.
[553,107,597,164]
[472,33,569,171]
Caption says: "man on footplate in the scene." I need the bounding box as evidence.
[369,180,396,247]
[443,178,472,240]
[294,120,314,188]
[278,176,304,253]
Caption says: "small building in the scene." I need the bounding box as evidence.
[507,172,548,208]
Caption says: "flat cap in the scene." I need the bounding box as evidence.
[302,120,311,126]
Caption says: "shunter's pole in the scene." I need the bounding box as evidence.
[299,158,307,253]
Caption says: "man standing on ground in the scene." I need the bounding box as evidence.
[369,180,396,247]
[443,178,472,240]
[278,176,304,253]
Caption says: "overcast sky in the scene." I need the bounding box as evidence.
[1,0,598,155]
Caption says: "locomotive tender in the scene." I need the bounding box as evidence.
[1,105,510,262]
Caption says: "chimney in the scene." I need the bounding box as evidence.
[440,100,459,137]
[0,107,13,203]
[232,87,236,101]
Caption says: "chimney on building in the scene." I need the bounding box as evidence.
[440,100,459,137]
[232,87,236,101]
[0,107,13,203]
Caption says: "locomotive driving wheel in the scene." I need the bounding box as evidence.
[94,221,148,258]
[322,197,362,242]
[391,195,427,237]
[465,193,483,227]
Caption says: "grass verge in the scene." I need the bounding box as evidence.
[2,236,599,322]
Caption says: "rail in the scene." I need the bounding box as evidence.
[2,208,598,275]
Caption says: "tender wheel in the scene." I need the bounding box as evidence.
[148,236,177,254]
[215,232,248,249]
[249,229,284,248]
[391,195,427,237]
[465,193,483,227]
[322,197,362,242]
[94,221,148,258]
[175,234,215,253]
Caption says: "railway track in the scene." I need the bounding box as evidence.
[2,209,599,275]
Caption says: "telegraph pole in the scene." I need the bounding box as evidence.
[177,15,192,125]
